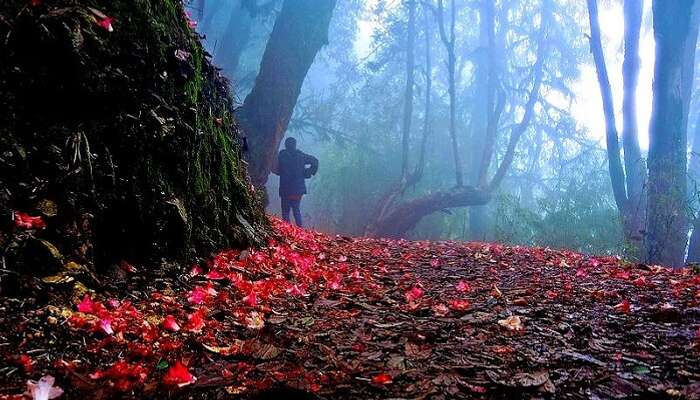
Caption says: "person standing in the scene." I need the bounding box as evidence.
[272,137,318,227]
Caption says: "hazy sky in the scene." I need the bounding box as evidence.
[573,1,654,150]
[355,1,656,150]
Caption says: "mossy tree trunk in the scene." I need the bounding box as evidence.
[0,0,267,282]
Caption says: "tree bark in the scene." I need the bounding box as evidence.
[239,0,337,189]
[646,0,699,267]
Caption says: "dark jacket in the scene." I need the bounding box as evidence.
[274,149,318,197]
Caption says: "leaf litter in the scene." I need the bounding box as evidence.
[1,218,699,399]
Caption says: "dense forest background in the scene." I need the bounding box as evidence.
[187,0,700,265]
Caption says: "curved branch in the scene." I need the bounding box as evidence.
[366,186,492,238]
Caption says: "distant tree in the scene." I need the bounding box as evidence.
[239,0,337,189]
[366,0,550,238]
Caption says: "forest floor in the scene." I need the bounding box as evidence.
[1,218,700,399]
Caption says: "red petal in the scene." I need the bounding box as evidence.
[163,362,196,387]
[372,373,393,385]
[162,315,180,332]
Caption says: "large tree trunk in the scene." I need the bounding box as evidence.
[0,0,267,285]
[240,0,337,188]
[646,0,699,267]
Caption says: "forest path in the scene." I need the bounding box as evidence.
[1,218,699,399]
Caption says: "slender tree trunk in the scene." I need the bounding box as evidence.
[622,0,647,254]
[587,0,629,214]
[401,0,417,180]
[437,0,463,187]
[646,0,698,267]
[240,0,337,188]
[414,7,432,181]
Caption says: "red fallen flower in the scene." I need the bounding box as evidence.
[372,373,393,385]
[432,303,450,317]
[493,345,513,354]
[546,290,558,299]
[29,0,42,7]
[632,276,648,287]
[449,299,470,311]
[575,268,587,278]
[456,280,471,293]
[405,286,424,302]
[162,315,180,332]
[430,259,440,268]
[99,317,114,335]
[14,354,34,373]
[187,287,208,305]
[206,270,225,280]
[97,16,114,32]
[189,264,203,277]
[242,290,257,307]
[77,294,97,313]
[612,269,630,280]
[119,260,136,273]
[186,309,206,333]
[14,211,46,230]
[163,362,196,387]
[90,361,148,391]
[614,299,631,313]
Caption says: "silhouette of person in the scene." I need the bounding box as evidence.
[272,137,318,227]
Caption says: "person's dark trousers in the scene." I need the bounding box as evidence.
[281,197,303,227]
